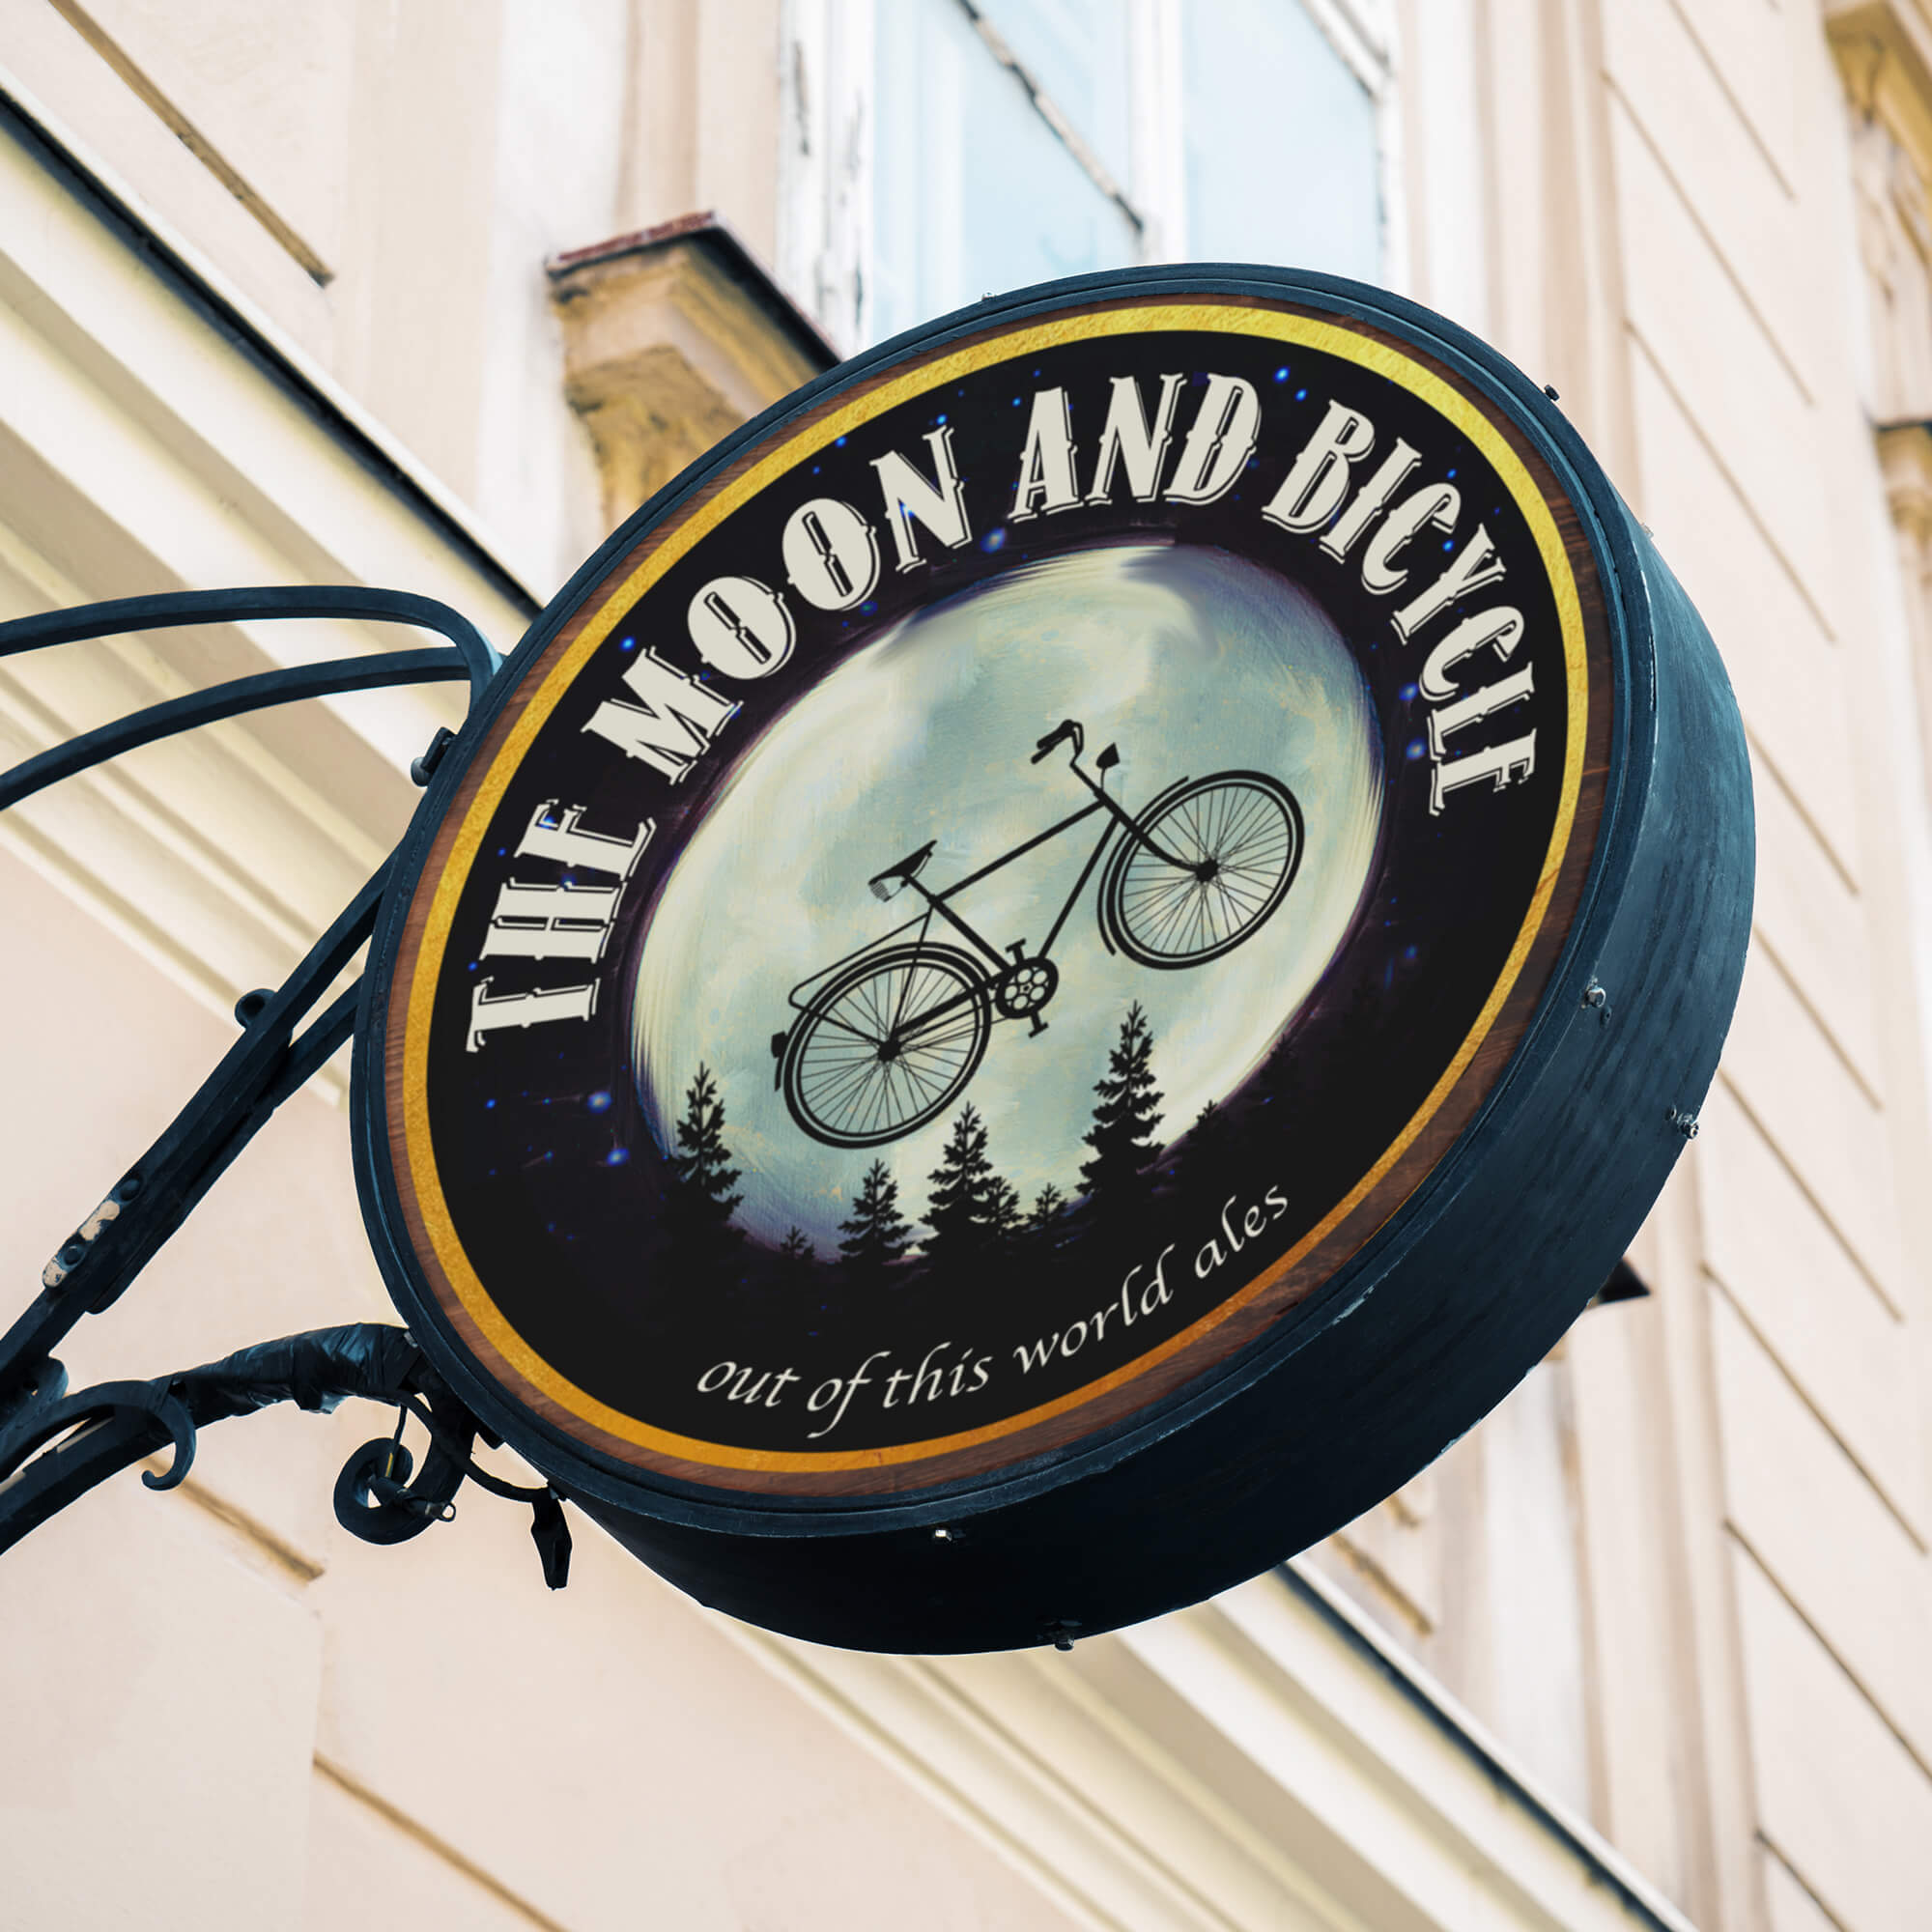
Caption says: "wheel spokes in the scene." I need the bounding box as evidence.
[790,952,986,1141]
[1113,778,1298,962]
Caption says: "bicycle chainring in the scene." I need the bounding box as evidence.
[992,957,1059,1019]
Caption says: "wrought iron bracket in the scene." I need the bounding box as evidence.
[0,585,571,1588]
[0,1322,570,1585]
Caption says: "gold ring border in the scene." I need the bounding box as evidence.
[396,303,1591,1475]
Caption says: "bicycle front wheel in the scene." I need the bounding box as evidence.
[780,944,991,1148]
[1099,772,1303,968]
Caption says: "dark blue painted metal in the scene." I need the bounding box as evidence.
[0,583,498,693]
[0,649,469,811]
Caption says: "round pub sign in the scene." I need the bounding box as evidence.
[356,269,1751,1652]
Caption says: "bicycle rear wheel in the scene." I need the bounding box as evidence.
[780,944,991,1148]
[1099,772,1302,967]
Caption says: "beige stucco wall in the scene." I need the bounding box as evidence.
[4,3,1931,1928]
[0,849,1101,1932]
[1370,5,1932,1929]
[0,0,788,596]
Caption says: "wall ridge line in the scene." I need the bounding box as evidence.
[1728,1535,1932,1789]
[1705,1271,1926,1552]
[311,1753,573,1932]
[1710,1070,1906,1320]
[1623,332,1839,650]
[1607,75,1813,404]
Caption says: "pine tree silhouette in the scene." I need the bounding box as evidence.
[838,1160,911,1285]
[1079,1001,1164,1211]
[984,1175,1023,1251]
[663,1065,743,1264]
[1028,1181,1065,1233]
[1176,1097,1235,1211]
[923,1103,997,1273]
[778,1225,816,1273]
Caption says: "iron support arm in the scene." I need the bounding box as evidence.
[0,583,576,1588]
[0,1322,571,1586]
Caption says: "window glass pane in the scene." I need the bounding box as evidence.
[1181,0,1381,281]
[872,0,1139,345]
[974,0,1133,185]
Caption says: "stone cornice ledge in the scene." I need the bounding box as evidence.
[548,212,838,532]
[1878,419,1932,542]
[720,1562,1695,1932]
[1830,1,1932,148]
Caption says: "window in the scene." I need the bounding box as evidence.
[1179,0,1383,278]
[782,0,1399,353]
[869,1,1139,342]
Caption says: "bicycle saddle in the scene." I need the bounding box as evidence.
[868,839,936,899]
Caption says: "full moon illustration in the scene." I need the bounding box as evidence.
[630,542,1384,1249]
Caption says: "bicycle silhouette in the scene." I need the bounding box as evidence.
[771,721,1304,1149]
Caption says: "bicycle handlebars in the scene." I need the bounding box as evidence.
[1032,720,1084,763]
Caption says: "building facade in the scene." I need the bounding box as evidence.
[0,3,1927,1928]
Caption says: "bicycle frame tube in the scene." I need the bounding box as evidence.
[900,796,1109,970]
[1033,812,1119,960]
[1067,757,1199,869]
[785,909,928,1009]
[903,758,1198,971]
[812,933,989,1054]
[785,754,1199,1039]
[902,879,1008,971]
[783,798,1110,1016]
[890,812,1119,1047]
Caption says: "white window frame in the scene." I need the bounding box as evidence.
[781,0,1406,355]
